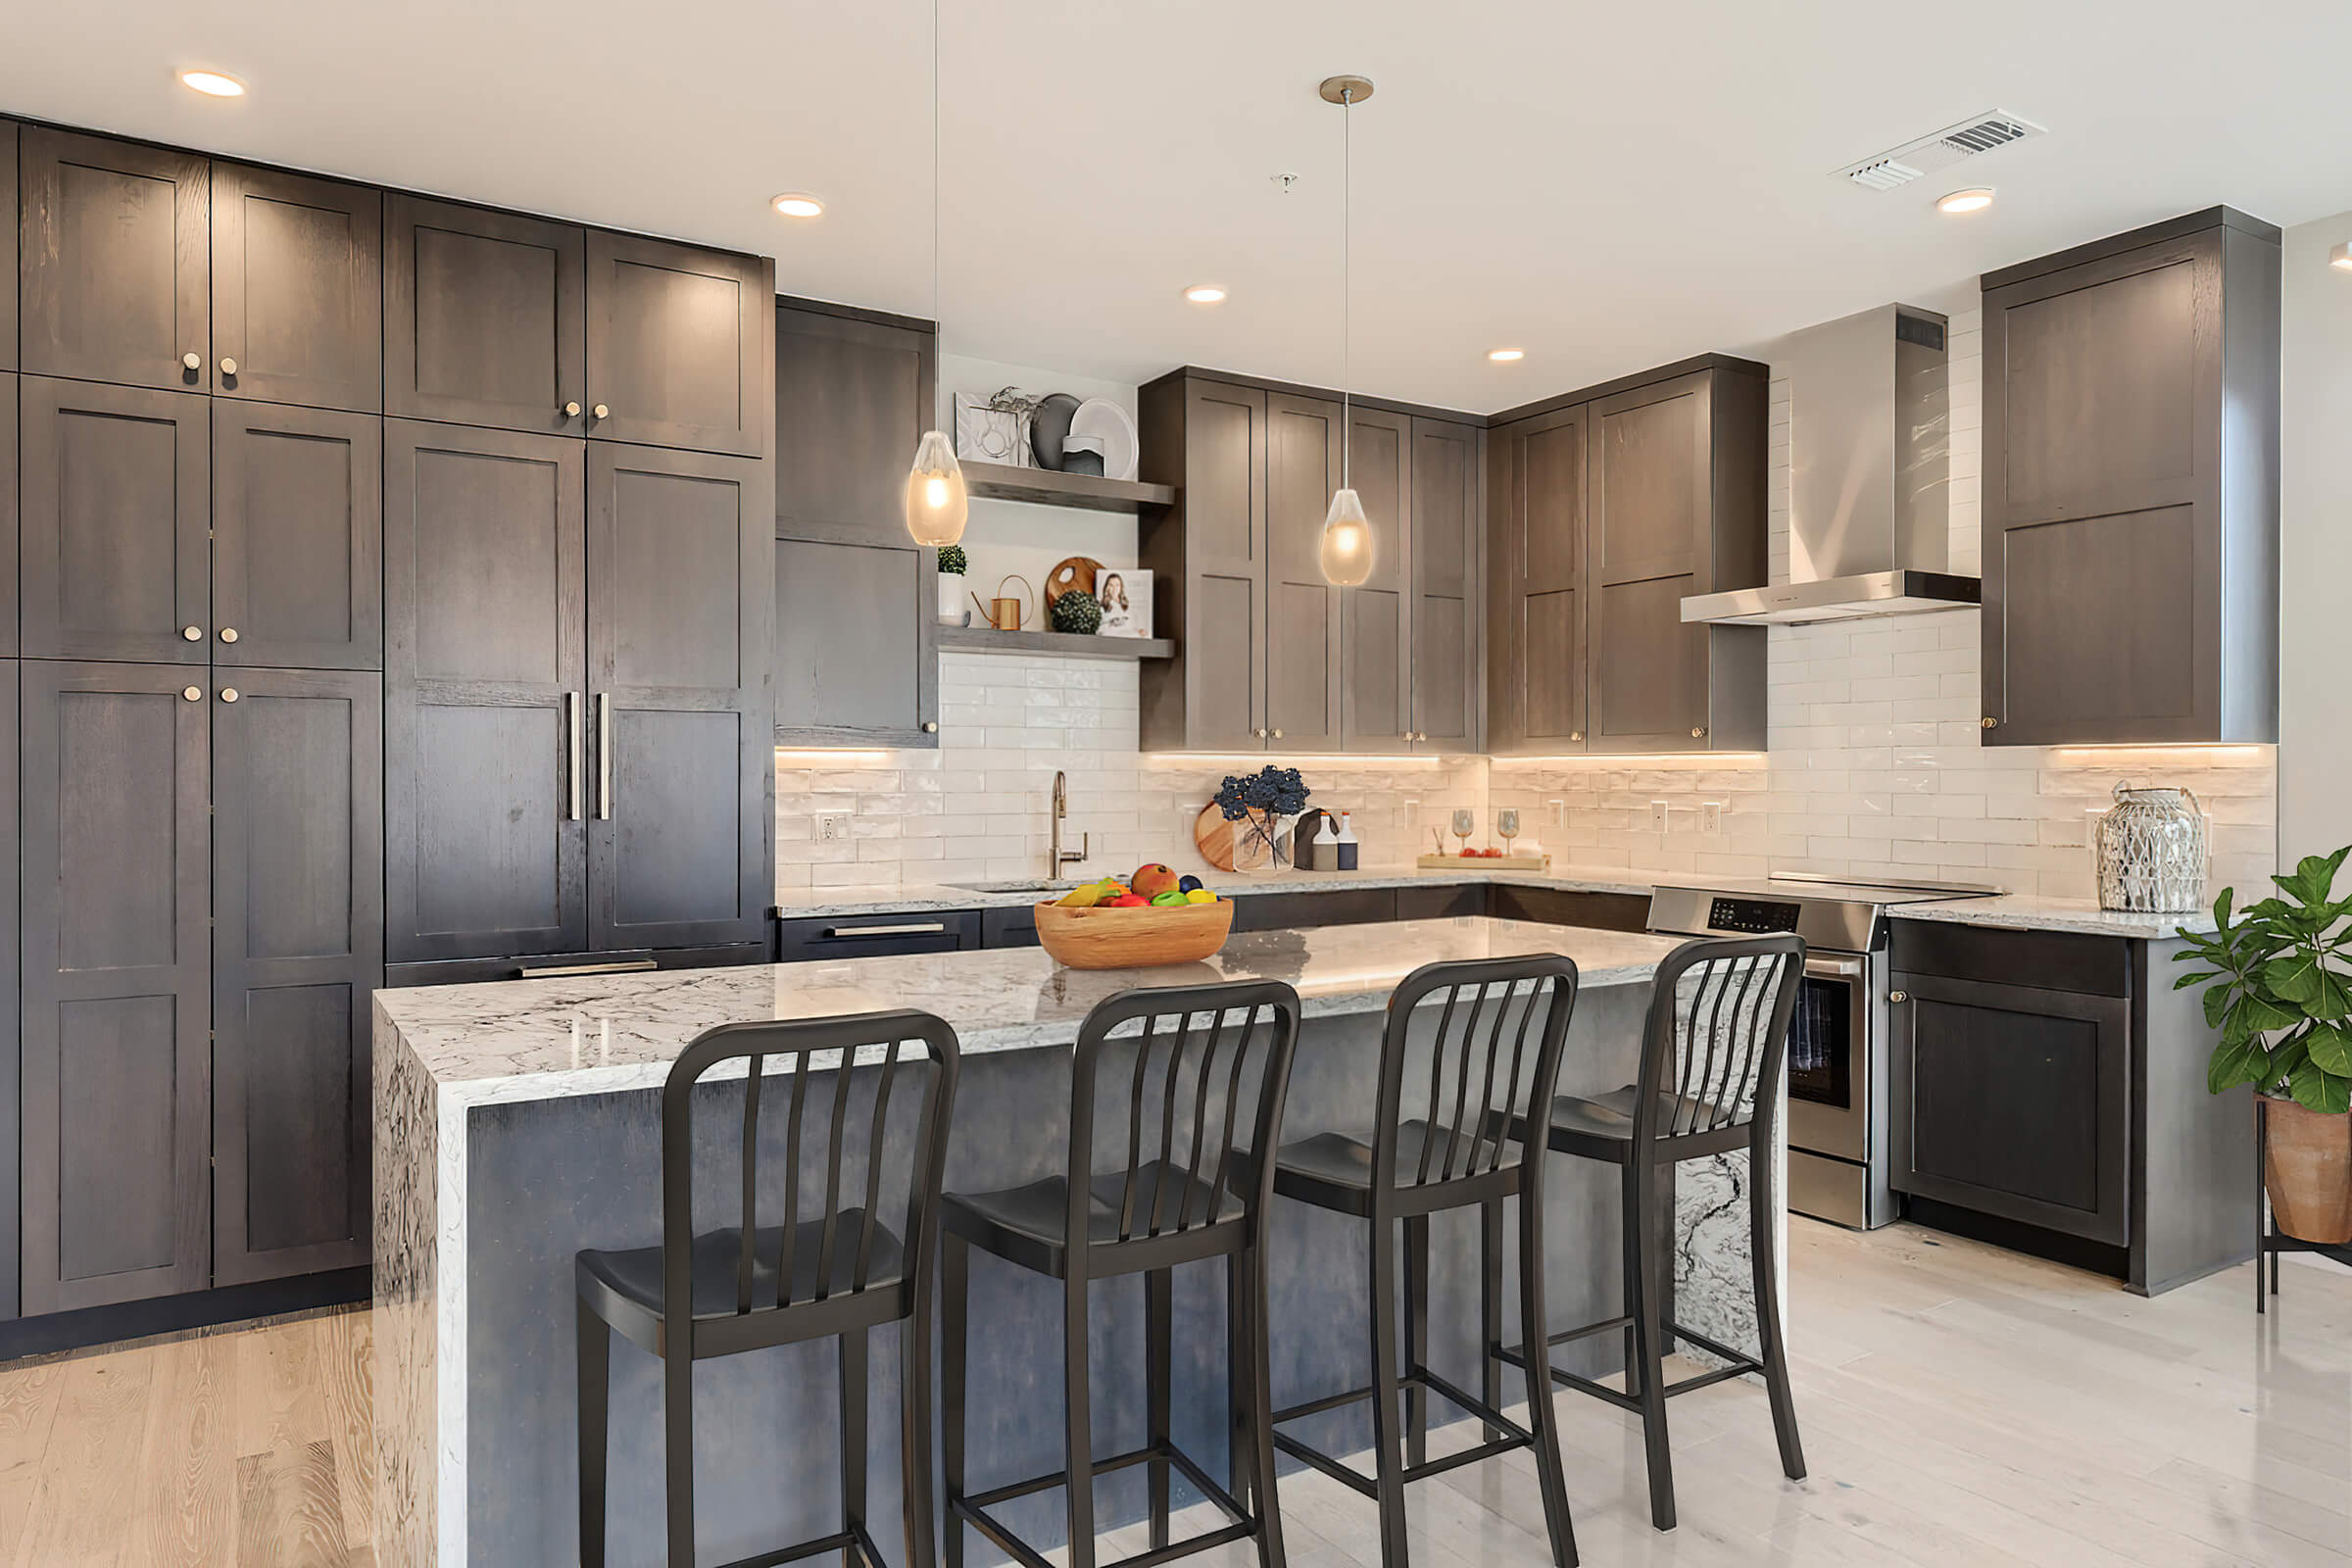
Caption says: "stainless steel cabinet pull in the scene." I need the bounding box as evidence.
[597,693,613,820]
[182,352,202,371]
[516,957,661,979]
[824,922,947,939]
[220,357,238,376]
[564,401,582,418]
[565,693,584,821]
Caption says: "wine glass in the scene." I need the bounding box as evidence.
[1450,808,1475,856]
[1496,808,1521,858]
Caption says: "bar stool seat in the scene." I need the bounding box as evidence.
[1266,1122,1522,1219]
[1544,1088,1740,1162]
[943,1164,1244,1278]
[577,1211,907,1337]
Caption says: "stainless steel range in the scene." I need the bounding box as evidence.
[1645,873,1998,1229]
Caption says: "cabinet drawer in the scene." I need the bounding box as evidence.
[383,944,765,989]
[1888,919,2131,998]
[1227,888,1396,933]
[1491,885,1650,933]
[1396,883,1491,921]
[981,906,1041,949]
[773,911,979,962]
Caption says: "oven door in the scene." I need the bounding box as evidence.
[1786,952,1871,1161]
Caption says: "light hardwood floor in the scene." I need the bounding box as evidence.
[0,1219,2345,1566]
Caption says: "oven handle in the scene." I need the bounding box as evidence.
[1804,953,1868,982]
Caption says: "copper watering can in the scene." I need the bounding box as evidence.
[971,573,1033,632]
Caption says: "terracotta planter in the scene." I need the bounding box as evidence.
[2263,1095,2352,1246]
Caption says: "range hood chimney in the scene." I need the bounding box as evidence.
[1682,304,1979,626]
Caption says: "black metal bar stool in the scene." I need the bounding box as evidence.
[1505,935,1805,1533]
[1261,956,1584,1568]
[576,1010,960,1568]
[941,979,1300,1568]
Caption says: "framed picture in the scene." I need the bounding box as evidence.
[1098,567,1152,638]
[954,393,1027,466]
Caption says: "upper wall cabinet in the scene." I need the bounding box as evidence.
[210,163,382,412]
[1,122,18,368]
[1140,373,1265,752]
[1407,416,1482,752]
[387,197,771,456]
[1488,358,1768,755]
[1980,208,2280,747]
[774,305,931,544]
[0,375,16,658]
[1264,392,1345,754]
[20,128,211,393]
[1340,405,1411,753]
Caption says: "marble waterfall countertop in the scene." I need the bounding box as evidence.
[1887,893,2221,939]
[375,916,1690,1109]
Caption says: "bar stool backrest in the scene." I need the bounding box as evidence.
[1375,955,1582,1195]
[1067,979,1303,1251]
[1633,936,1805,1152]
[662,1010,960,1327]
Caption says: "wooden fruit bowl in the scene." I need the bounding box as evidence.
[1033,898,1236,969]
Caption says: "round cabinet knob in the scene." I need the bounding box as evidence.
[564,401,582,418]
[921,720,938,733]
[181,686,202,702]
[220,688,240,704]
[219,627,239,644]
[1981,715,1998,729]
[1570,731,1584,742]
[592,403,611,420]
[1888,990,1909,1004]
[182,352,202,371]
[1690,726,1707,739]
[220,358,238,376]
[1270,728,1283,739]
[181,625,203,642]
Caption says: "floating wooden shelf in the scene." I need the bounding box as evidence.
[938,625,1176,661]
[959,460,1176,514]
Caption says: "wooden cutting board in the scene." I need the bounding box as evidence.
[1193,803,1239,872]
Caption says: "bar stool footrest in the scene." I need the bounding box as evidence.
[1495,1323,1766,1413]
[950,1439,1258,1568]
[714,1522,885,1568]
[1270,1365,1538,1498]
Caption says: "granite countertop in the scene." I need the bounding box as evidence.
[376,916,1687,1108]
[1888,893,2220,940]
[771,863,1661,918]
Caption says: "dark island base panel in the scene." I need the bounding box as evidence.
[0,1267,371,1362]
[462,989,1666,1568]
[1904,1197,2132,1282]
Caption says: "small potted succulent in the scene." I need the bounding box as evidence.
[935,544,967,625]
[2176,848,2352,1244]
[1216,765,1309,875]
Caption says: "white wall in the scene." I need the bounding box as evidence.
[2280,213,2352,868]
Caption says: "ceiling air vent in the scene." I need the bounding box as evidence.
[1837,111,2045,192]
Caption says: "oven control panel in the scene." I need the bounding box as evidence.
[1707,897,1802,935]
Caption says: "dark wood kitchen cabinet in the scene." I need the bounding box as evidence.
[772,299,940,746]
[0,121,17,368]
[385,195,587,436]
[384,420,587,962]
[212,402,384,669]
[588,444,772,950]
[1488,404,1588,753]
[1265,392,1345,753]
[0,663,16,1318]
[1340,405,1411,752]
[18,377,212,664]
[1140,372,1267,752]
[18,662,213,1315]
[1980,208,2280,746]
[211,667,383,1286]
[0,375,15,657]
[19,127,211,393]
[586,232,770,458]
[210,163,382,413]
[1408,416,1482,752]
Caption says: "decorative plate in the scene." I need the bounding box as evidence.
[1068,398,1141,481]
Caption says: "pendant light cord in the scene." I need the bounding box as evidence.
[1341,85,1352,487]
[932,0,942,329]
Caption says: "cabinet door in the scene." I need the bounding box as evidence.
[1176,379,1267,751]
[774,304,934,543]
[385,421,587,962]
[1409,417,1480,752]
[20,377,212,664]
[1340,406,1411,752]
[589,446,772,950]
[1888,972,2131,1245]
[1264,392,1344,753]
[19,662,211,1314]
[1589,371,1711,752]
[1493,406,1588,752]
[20,129,210,392]
[385,195,586,436]
[1982,232,2223,746]
[773,536,936,744]
[0,122,17,368]
[212,163,382,413]
[0,662,16,1319]
[212,668,383,1286]
[1,375,16,657]
[214,403,383,669]
[586,232,770,457]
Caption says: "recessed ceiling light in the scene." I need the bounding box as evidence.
[770,193,824,219]
[1184,284,1227,305]
[1936,187,1994,215]
[2331,242,2352,272]
[178,70,246,98]
[1488,348,1525,363]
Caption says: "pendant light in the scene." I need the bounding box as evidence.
[1317,74,1375,588]
[904,0,968,546]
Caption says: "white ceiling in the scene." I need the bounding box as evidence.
[10,0,2352,413]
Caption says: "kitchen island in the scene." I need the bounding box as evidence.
[375,917,1786,1567]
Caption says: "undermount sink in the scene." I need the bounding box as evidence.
[943,879,1080,895]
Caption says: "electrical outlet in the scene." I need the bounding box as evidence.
[815,812,851,843]
[1700,801,1723,835]
[1649,800,1669,833]
[1548,798,1567,827]
[1400,797,1420,829]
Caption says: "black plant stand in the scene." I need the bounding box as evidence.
[2254,1096,2352,1314]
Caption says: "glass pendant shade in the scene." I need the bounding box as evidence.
[904,428,968,546]
[1319,487,1375,586]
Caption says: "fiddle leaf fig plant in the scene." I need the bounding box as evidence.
[2175,847,2352,1113]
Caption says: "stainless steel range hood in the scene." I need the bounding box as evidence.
[1682,304,1978,626]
